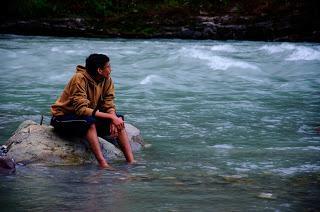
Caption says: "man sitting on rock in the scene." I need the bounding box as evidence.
[50,53,135,168]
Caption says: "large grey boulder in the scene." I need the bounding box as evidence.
[5,120,144,166]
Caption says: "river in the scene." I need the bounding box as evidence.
[0,35,319,211]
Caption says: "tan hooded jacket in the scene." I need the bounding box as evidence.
[51,65,116,117]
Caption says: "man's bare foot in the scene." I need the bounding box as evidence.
[99,162,113,170]
[128,160,137,164]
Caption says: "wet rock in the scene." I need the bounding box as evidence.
[0,156,15,174]
[203,27,216,36]
[193,31,202,38]
[5,120,144,166]
[180,27,194,38]
[1,13,319,42]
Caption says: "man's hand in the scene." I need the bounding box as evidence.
[112,116,124,130]
[94,110,124,132]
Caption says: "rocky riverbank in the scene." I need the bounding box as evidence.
[1,1,319,42]
[0,14,319,42]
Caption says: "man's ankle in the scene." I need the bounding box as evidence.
[127,159,137,164]
[98,160,110,168]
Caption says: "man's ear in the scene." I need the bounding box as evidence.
[97,68,102,75]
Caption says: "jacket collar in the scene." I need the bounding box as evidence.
[76,65,105,84]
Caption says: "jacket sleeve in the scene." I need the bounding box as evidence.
[70,74,94,116]
[101,79,116,113]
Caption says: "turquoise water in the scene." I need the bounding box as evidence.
[0,35,320,211]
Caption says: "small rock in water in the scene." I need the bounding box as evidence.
[0,145,8,156]
[257,192,275,199]
[0,156,16,174]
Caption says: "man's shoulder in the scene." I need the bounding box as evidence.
[74,72,85,77]
[68,72,86,86]
[72,72,86,81]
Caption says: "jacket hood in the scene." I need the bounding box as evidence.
[76,65,104,84]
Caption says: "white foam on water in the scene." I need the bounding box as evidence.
[165,167,177,170]
[297,124,314,134]
[201,165,219,170]
[306,146,320,150]
[139,75,159,85]
[215,121,235,131]
[260,43,320,61]
[238,162,259,170]
[228,161,275,173]
[65,50,76,54]
[278,82,290,88]
[154,134,168,138]
[210,144,234,149]
[286,46,320,61]
[272,164,320,175]
[266,146,320,151]
[51,47,60,52]
[180,47,259,70]
[210,44,236,52]
[51,47,85,55]
[260,43,295,53]
[258,193,275,199]
[122,50,138,55]
[261,116,281,124]
[46,70,73,82]
[10,65,24,69]
[235,168,251,172]
[179,47,209,60]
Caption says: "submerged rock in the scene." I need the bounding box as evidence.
[0,156,16,174]
[5,120,144,166]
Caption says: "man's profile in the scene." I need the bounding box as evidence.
[50,53,135,168]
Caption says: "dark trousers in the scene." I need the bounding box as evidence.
[50,113,124,139]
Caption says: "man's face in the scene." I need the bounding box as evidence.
[99,62,112,79]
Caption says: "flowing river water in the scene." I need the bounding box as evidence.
[0,35,319,211]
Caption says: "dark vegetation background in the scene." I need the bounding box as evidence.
[1,0,320,41]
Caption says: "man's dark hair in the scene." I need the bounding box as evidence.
[85,54,109,77]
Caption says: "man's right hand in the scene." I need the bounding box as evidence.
[112,116,124,130]
[95,110,125,130]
